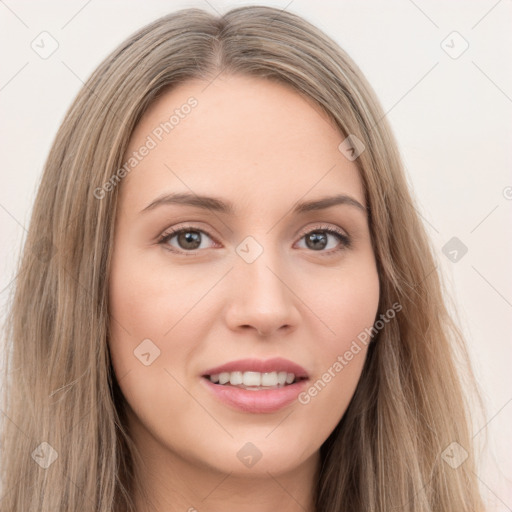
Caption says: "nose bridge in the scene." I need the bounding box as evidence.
[226,234,298,335]
[237,236,288,304]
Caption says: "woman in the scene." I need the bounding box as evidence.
[0,5,485,511]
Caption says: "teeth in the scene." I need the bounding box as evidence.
[261,372,276,386]
[277,371,287,385]
[207,371,297,387]
[243,371,261,386]
[218,372,230,385]
[229,371,243,385]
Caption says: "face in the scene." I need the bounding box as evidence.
[108,74,380,480]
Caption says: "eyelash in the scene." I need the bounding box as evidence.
[157,224,351,257]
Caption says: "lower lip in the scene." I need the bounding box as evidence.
[201,377,309,413]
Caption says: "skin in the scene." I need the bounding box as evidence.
[108,74,380,512]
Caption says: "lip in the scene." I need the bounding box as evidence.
[201,357,309,379]
[201,377,309,413]
[200,357,309,414]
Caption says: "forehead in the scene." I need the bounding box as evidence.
[120,74,365,214]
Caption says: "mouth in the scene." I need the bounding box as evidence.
[200,357,310,412]
[202,371,308,391]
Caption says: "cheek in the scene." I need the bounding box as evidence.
[108,248,197,345]
[107,255,202,441]
[295,253,379,424]
[307,253,380,348]
[107,247,213,410]
[107,249,174,393]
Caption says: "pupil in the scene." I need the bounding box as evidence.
[175,231,329,251]
[179,231,201,249]
[306,232,327,250]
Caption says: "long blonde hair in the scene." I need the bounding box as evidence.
[1,5,485,511]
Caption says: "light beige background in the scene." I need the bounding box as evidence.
[0,0,511,508]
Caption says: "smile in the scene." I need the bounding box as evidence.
[206,370,301,388]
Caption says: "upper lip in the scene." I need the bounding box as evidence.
[202,357,309,379]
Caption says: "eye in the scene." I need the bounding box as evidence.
[158,226,218,255]
[295,224,351,255]
[157,223,351,257]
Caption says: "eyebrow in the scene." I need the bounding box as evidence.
[140,192,367,215]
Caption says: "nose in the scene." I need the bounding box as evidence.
[224,251,300,337]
